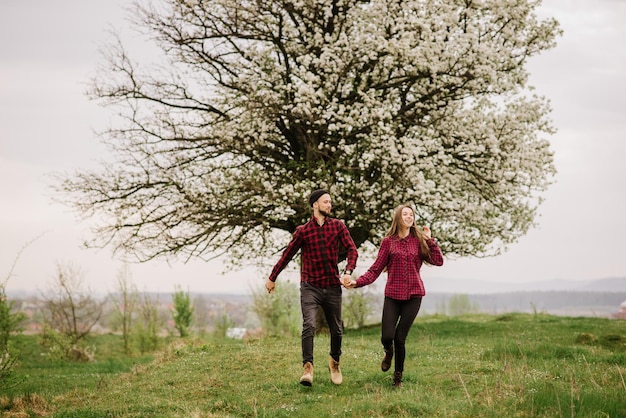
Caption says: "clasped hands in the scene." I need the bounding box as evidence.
[342,273,357,289]
[264,275,356,294]
[265,277,356,292]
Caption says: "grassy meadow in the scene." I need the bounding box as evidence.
[2,313,625,417]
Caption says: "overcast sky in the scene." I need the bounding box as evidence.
[1,0,625,295]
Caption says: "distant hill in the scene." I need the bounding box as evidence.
[7,277,626,320]
[424,276,626,294]
[576,277,626,292]
[416,277,626,317]
[420,291,626,318]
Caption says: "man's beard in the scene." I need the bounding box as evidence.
[319,209,331,217]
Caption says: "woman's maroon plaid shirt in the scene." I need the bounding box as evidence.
[356,235,444,299]
[269,217,358,289]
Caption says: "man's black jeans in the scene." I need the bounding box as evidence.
[300,281,343,365]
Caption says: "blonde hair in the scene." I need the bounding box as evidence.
[386,204,432,262]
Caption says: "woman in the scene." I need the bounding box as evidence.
[345,204,444,387]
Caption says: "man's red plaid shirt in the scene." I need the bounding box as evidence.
[269,216,358,289]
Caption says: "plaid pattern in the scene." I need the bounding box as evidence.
[356,236,443,299]
[269,217,358,288]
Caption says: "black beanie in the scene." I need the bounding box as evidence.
[309,189,329,207]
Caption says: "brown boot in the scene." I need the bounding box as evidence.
[328,356,343,385]
[381,348,393,372]
[393,371,403,388]
[300,362,313,386]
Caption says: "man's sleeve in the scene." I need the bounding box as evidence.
[340,222,358,272]
[268,228,303,282]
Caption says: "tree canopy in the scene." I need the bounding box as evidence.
[58,0,560,265]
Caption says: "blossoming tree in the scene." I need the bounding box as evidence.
[59,0,561,264]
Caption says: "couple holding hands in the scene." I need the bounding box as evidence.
[265,189,444,388]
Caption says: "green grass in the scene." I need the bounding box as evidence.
[2,313,626,417]
[1,333,155,413]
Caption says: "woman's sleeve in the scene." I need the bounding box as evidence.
[425,239,444,266]
[356,238,390,287]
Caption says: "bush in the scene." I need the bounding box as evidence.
[0,288,27,389]
[251,280,300,337]
[575,333,597,345]
[39,325,95,362]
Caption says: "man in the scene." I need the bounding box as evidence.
[266,189,358,386]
